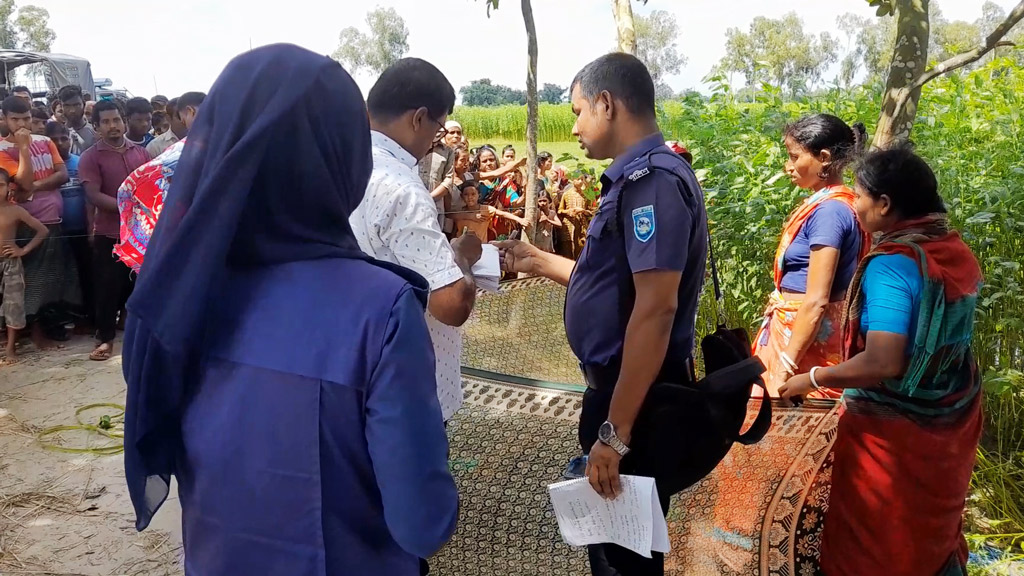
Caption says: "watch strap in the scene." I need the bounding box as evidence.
[600,422,631,456]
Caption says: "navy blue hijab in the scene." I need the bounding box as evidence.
[122,44,372,529]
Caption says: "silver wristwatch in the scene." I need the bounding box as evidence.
[598,421,631,456]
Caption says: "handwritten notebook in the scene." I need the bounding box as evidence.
[472,244,501,293]
[548,475,670,558]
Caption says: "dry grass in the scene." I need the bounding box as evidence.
[0,410,41,439]
[0,480,180,575]
[0,489,78,572]
[113,531,183,576]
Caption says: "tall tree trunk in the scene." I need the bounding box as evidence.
[873,0,930,149]
[522,0,539,242]
[873,0,1024,149]
[613,0,636,54]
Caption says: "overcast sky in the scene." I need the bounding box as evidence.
[31,0,1018,100]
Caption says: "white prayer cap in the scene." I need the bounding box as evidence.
[445,120,462,130]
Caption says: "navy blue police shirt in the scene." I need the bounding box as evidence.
[564,133,708,371]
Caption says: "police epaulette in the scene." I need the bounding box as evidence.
[624,156,652,183]
[609,156,653,235]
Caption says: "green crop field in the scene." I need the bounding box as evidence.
[457,59,1024,565]
[452,103,578,143]
[450,104,608,172]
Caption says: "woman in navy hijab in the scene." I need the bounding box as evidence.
[121,44,458,574]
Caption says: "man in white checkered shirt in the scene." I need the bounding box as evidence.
[349,58,481,423]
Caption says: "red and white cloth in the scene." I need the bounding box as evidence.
[114,139,186,273]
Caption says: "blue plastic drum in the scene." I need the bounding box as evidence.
[61,180,88,233]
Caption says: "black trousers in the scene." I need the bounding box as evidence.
[579,387,672,576]
[92,236,134,343]
[67,234,95,324]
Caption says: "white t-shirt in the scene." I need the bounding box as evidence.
[350,131,465,421]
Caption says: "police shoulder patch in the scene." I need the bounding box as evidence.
[632,204,656,243]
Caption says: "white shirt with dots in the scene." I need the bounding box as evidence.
[350,131,466,421]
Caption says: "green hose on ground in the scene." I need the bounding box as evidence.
[36,403,125,455]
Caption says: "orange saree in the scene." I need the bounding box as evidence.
[752,186,867,398]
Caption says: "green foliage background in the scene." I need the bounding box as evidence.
[455,58,1024,562]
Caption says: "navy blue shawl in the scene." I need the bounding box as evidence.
[122,44,372,529]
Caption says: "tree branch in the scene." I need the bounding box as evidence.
[911,0,1024,90]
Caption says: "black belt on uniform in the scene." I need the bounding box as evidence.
[581,357,696,391]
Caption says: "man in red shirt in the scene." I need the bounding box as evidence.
[79,100,150,361]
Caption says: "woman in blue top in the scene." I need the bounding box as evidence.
[754,114,869,397]
[121,45,458,575]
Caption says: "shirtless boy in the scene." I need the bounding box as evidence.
[451,184,528,242]
[0,168,49,363]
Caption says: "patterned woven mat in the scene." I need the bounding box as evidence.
[433,378,838,576]
[434,278,839,575]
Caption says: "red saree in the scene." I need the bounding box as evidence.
[820,217,984,576]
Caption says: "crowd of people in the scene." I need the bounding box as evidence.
[0,75,603,363]
[0,42,986,576]
[421,119,600,260]
[0,83,204,362]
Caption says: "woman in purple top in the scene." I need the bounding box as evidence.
[121,45,458,575]
[754,114,869,397]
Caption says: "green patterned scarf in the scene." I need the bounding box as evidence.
[841,214,984,416]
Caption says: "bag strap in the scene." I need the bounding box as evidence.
[736,374,772,445]
[637,149,726,327]
[704,208,727,328]
[699,356,772,444]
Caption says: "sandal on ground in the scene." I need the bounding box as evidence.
[89,344,113,362]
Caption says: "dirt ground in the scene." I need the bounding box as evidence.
[0,337,184,576]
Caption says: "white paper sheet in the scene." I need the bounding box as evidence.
[548,475,670,558]
[472,244,501,293]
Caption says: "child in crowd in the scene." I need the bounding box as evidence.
[452,184,527,242]
[536,151,553,189]
[49,100,65,125]
[534,187,561,253]
[451,145,474,214]
[502,145,516,165]
[151,111,170,136]
[452,145,474,187]
[0,168,50,363]
[558,174,593,259]
[45,121,86,234]
[30,108,49,135]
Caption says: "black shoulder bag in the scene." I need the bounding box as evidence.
[618,159,772,497]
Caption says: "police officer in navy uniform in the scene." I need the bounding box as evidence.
[497,53,707,576]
